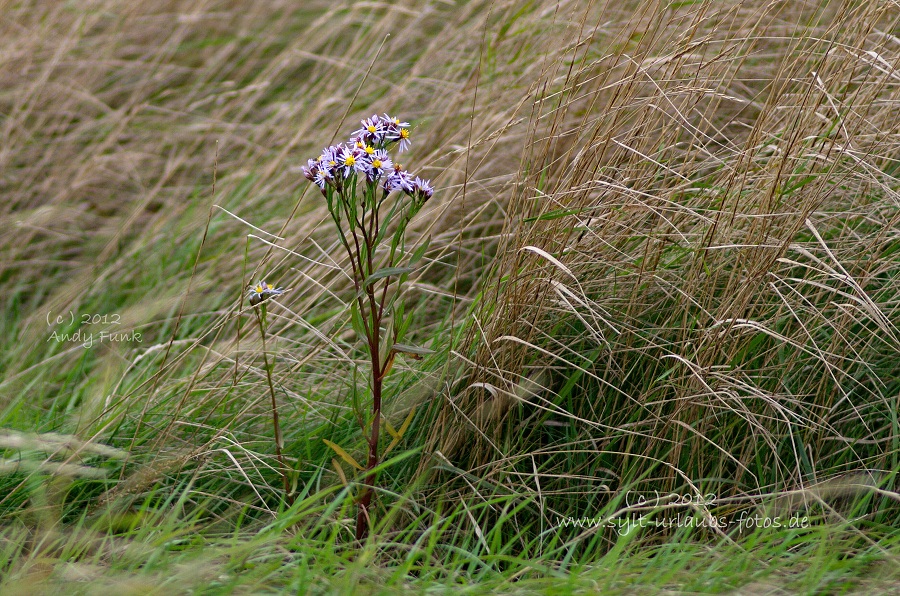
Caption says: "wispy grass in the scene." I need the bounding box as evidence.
[1,0,899,592]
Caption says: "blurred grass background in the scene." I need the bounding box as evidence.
[2,0,900,592]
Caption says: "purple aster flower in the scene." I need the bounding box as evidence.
[352,115,386,146]
[395,127,411,152]
[336,144,362,178]
[301,158,320,187]
[248,281,285,306]
[313,167,333,190]
[411,176,433,202]
[383,114,410,129]
[349,136,369,157]
[319,145,340,171]
[362,148,393,182]
[383,114,411,152]
[383,164,414,194]
[313,147,342,188]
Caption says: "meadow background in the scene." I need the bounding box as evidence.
[1,0,900,593]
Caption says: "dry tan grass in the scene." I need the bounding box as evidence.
[426,0,900,506]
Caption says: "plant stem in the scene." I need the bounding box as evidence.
[355,359,381,541]
[356,236,383,541]
[257,309,293,507]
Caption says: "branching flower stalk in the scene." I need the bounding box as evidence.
[302,114,433,541]
[248,282,293,507]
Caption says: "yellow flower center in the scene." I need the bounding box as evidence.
[255,285,263,293]
[365,146,375,155]
[400,128,409,139]
[367,125,377,133]
[373,159,382,168]
[345,155,356,166]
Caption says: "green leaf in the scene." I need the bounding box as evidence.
[383,406,417,457]
[396,406,416,438]
[398,309,415,340]
[331,458,350,487]
[780,174,817,196]
[392,302,407,344]
[364,266,414,287]
[393,343,434,356]
[523,207,581,223]
[409,236,431,266]
[382,415,400,440]
[349,300,367,339]
[322,439,364,471]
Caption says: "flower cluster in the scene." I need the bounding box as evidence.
[301,114,431,203]
[248,281,284,306]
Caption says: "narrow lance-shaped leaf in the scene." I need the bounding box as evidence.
[398,309,416,342]
[349,300,367,339]
[383,406,418,457]
[364,266,414,288]
[392,301,407,345]
[382,415,400,440]
[408,236,431,267]
[323,439,364,471]
[393,343,434,356]
[331,458,350,487]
